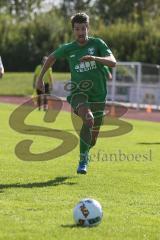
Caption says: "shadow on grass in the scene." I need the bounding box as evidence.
[138,142,160,145]
[61,224,98,228]
[61,224,79,228]
[0,176,77,190]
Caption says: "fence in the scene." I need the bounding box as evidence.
[108,62,160,109]
[51,62,160,109]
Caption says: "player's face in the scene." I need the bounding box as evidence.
[73,23,88,44]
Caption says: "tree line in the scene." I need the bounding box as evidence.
[0,0,160,71]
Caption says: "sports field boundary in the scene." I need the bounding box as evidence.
[0,95,159,123]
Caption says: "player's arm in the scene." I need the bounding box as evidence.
[80,38,116,67]
[108,71,112,80]
[94,54,116,68]
[36,44,67,91]
[36,55,56,92]
[80,54,116,68]
[49,69,53,91]
[104,66,112,80]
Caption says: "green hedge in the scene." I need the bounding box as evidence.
[1,11,160,72]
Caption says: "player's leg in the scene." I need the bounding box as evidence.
[89,100,106,149]
[69,93,94,174]
[89,114,103,149]
[78,104,94,151]
[36,89,42,110]
[76,104,94,174]
[44,83,50,111]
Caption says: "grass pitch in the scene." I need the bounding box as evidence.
[0,72,71,96]
[0,102,160,240]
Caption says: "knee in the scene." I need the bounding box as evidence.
[85,112,94,128]
[78,106,94,128]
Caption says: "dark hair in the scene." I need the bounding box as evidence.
[71,12,89,28]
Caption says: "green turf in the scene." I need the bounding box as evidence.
[0,72,71,96]
[0,102,160,240]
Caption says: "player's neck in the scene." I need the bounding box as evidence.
[77,37,89,46]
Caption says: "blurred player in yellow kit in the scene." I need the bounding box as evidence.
[33,56,53,110]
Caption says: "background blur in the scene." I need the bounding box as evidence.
[1,0,160,72]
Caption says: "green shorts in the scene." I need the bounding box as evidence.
[67,92,106,123]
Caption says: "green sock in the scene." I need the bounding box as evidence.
[80,123,92,160]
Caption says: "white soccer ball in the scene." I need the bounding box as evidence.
[73,198,103,227]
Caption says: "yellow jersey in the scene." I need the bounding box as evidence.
[34,65,53,84]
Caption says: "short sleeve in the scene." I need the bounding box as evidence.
[104,66,110,75]
[51,44,67,59]
[96,38,112,57]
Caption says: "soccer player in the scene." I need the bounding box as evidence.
[33,56,53,110]
[36,12,116,174]
[0,56,4,78]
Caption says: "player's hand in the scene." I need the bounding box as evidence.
[36,78,45,93]
[80,55,96,62]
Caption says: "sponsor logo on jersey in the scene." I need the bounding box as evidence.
[75,61,97,72]
[88,47,95,55]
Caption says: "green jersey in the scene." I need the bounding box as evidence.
[52,37,112,100]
